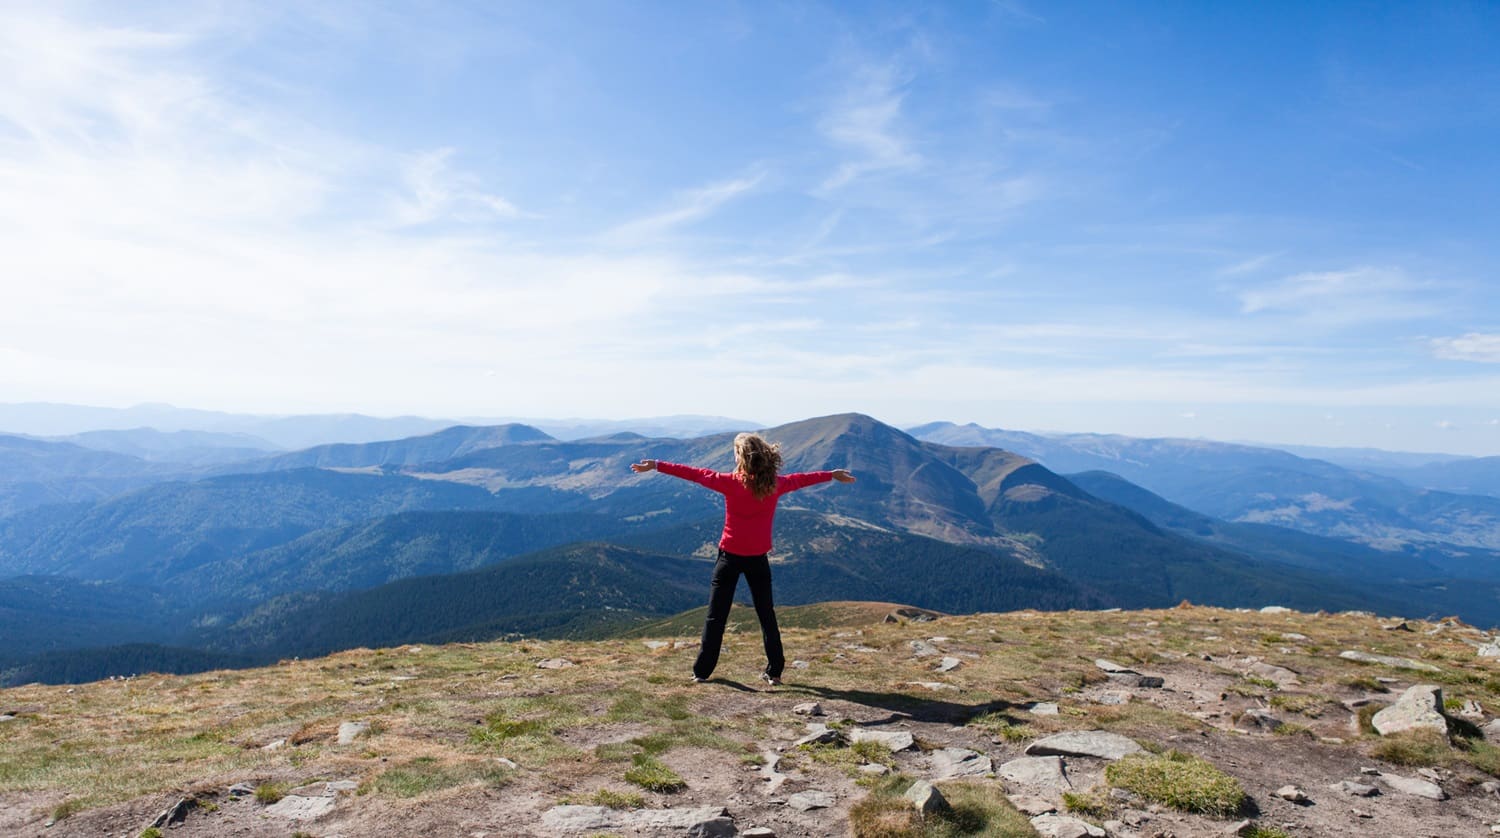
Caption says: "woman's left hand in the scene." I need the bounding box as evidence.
[832,469,855,483]
[631,459,657,473]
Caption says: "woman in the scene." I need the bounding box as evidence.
[632,432,855,685]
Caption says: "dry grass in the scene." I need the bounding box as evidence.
[4,605,1499,827]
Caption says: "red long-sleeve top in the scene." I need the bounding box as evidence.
[656,461,834,555]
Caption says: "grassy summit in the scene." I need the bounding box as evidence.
[4,603,1500,836]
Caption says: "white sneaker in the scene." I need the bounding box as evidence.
[761,673,781,687]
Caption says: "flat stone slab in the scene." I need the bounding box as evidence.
[536,658,575,669]
[909,640,941,657]
[1025,730,1143,760]
[936,656,963,672]
[541,805,733,832]
[787,791,835,811]
[1030,813,1107,837]
[850,728,915,752]
[1028,702,1060,716]
[336,721,369,745]
[1245,661,1300,687]
[1381,774,1447,800]
[998,756,1072,791]
[1330,781,1380,797]
[930,747,993,779]
[1339,650,1442,673]
[795,723,841,747]
[265,795,336,821]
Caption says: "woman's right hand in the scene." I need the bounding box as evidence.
[631,459,657,473]
[832,468,855,483]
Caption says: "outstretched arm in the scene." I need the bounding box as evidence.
[632,459,736,493]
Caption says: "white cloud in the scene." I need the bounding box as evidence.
[818,64,922,191]
[606,172,764,242]
[1236,266,1439,325]
[1431,333,1500,363]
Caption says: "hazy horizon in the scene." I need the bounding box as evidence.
[2,4,1497,454]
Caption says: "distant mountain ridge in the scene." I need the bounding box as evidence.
[909,421,1500,551]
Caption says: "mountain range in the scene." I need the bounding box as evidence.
[3,409,1499,685]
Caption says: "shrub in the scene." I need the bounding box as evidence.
[1105,750,1247,817]
[254,782,289,804]
[624,754,685,792]
[1371,730,1453,768]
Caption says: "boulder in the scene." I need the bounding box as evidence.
[1028,702,1060,716]
[1260,606,1292,614]
[536,658,574,669]
[849,728,915,751]
[1372,685,1449,737]
[792,702,823,716]
[904,780,949,817]
[1245,661,1300,688]
[936,657,963,672]
[909,640,941,657]
[1025,730,1143,760]
[1274,785,1310,804]
[930,747,992,779]
[998,755,1071,791]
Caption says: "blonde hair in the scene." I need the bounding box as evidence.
[734,432,783,499]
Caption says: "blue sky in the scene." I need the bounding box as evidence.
[1,2,1498,453]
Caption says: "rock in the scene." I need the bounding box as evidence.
[1382,621,1414,631]
[1030,813,1107,837]
[936,656,963,672]
[1011,795,1057,816]
[904,781,949,817]
[1234,709,1283,734]
[495,757,519,769]
[930,747,993,779]
[644,640,670,650]
[1478,643,1500,658]
[1282,633,1309,641]
[859,763,890,776]
[1461,700,1485,718]
[1095,659,1134,673]
[1484,720,1500,741]
[1222,821,1252,836]
[1261,605,1292,613]
[1245,661,1300,687]
[1352,808,1373,818]
[1339,650,1442,673]
[849,727,915,752]
[541,805,733,833]
[1372,684,1449,736]
[1380,773,1447,800]
[1274,785,1309,804]
[261,738,286,750]
[1096,691,1130,706]
[1026,730,1144,760]
[265,795,336,821]
[999,755,1072,791]
[149,797,196,829]
[1329,781,1380,797]
[1094,660,1165,688]
[336,721,369,745]
[536,658,574,669]
[743,829,776,838]
[787,791,835,811]
[792,702,823,716]
[794,723,841,748]
[228,783,255,797]
[791,660,809,669]
[1028,702,1060,715]
[0,715,13,723]
[909,640,941,657]
[1483,780,1500,796]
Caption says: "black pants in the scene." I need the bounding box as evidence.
[693,549,783,680]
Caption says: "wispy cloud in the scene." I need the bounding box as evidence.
[1432,333,1500,363]
[388,148,527,227]
[818,63,922,191]
[1237,266,1439,324]
[605,172,764,242]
